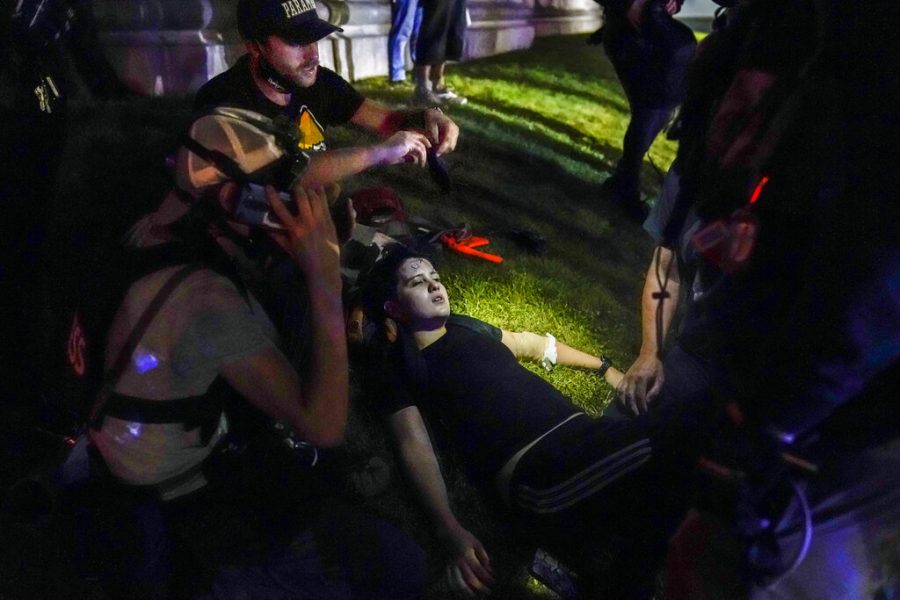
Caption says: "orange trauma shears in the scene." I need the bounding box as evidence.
[439,230,503,264]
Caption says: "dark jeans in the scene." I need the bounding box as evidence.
[611,107,673,198]
[389,0,423,80]
[602,7,696,198]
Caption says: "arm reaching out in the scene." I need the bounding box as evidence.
[299,130,431,188]
[389,406,496,595]
[352,99,460,156]
[617,245,681,415]
[500,330,623,387]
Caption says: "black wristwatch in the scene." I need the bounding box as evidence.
[597,356,613,378]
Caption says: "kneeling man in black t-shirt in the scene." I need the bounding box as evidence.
[195,0,461,190]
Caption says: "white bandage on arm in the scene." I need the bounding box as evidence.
[503,330,552,363]
[541,333,557,372]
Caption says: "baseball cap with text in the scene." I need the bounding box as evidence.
[238,0,342,44]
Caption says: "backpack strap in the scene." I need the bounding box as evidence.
[179,133,248,183]
[89,262,204,430]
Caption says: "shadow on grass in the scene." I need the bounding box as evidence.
[453,102,620,175]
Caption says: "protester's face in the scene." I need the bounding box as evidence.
[260,34,320,88]
[391,258,451,325]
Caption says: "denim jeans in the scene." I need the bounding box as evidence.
[388,0,423,81]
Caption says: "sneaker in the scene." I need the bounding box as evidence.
[411,86,444,107]
[433,86,467,106]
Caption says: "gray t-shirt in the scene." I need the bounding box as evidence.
[90,217,278,499]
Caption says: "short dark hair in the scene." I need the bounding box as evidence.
[361,244,434,323]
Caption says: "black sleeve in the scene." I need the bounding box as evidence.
[447,314,503,341]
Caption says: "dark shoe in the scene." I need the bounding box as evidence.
[599,174,648,222]
[598,172,623,196]
[619,195,650,222]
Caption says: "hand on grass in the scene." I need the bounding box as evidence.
[440,524,495,596]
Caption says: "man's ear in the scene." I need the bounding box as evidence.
[246,39,262,58]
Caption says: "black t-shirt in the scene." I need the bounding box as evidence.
[194,55,365,153]
[382,315,580,484]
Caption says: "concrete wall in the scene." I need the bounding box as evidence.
[94,0,602,94]
[94,0,711,95]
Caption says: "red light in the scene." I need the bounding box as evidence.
[748,175,770,205]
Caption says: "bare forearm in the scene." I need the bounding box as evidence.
[397,437,461,533]
[503,329,622,385]
[639,246,680,358]
[297,278,348,446]
[557,344,624,387]
[556,341,602,369]
[300,147,388,189]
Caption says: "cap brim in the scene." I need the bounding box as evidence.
[274,18,342,44]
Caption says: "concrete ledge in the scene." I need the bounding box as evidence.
[465,21,535,59]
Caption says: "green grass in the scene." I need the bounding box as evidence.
[351,33,678,413]
[20,34,676,599]
[345,34,676,598]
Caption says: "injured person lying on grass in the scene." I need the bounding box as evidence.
[360,243,694,599]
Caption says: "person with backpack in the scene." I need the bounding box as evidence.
[79,108,425,600]
[361,244,696,599]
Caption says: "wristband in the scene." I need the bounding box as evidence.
[540,333,558,372]
[597,356,613,378]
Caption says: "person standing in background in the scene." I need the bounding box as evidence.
[411,0,469,106]
[389,0,423,84]
[591,0,696,220]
